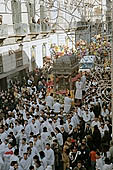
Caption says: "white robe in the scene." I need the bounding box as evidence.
[45,96,54,109]
[77,107,82,117]
[24,124,31,141]
[53,102,61,113]
[3,147,14,170]
[56,133,63,146]
[36,166,44,170]
[35,119,41,132]
[31,146,39,157]
[0,143,5,158]
[99,125,109,138]
[101,109,109,117]
[19,157,32,170]
[83,112,91,123]
[89,111,95,121]
[71,114,79,128]
[16,132,27,146]
[45,166,52,170]
[41,157,47,169]
[0,143,5,170]
[10,155,19,164]
[30,122,39,135]
[19,144,27,158]
[0,157,3,170]
[41,132,50,149]
[44,148,55,166]
[64,97,72,113]
[102,163,113,170]
[75,81,83,99]
[34,139,43,153]
[41,122,49,133]
[81,75,86,91]
[64,122,69,133]
[91,121,100,128]
[9,167,14,170]
[0,132,7,142]
[96,157,103,170]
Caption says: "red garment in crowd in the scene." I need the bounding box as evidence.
[90,150,96,162]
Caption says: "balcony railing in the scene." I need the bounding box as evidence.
[14,23,28,36]
[29,23,40,34]
[41,23,51,33]
[7,22,52,39]
[0,25,8,37]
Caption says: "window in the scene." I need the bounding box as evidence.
[15,51,23,67]
[27,1,35,23]
[0,54,3,73]
[11,0,21,24]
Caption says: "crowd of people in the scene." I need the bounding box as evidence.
[0,57,112,170]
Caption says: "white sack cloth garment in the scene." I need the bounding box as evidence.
[75,81,83,99]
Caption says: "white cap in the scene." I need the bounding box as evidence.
[48,118,52,122]
[40,117,43,121]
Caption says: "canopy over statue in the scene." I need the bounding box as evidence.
[53,54,79,91]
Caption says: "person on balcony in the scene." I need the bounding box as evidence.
[0,15,2,25]
[32,17,36,24]
[37,19,40,25]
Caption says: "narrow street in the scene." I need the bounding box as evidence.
[0,0,113,170]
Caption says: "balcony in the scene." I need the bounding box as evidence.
[11,23,28,42]
[29,23,40,39]
[14,23,28,35]
[7,22,51,41]
[41,22,51,34]
[29,23,40,34]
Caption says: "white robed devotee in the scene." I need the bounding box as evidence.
[75,79,83,100]
[64,94,72,113]
[81,73,86,93]
[45,93,54,109]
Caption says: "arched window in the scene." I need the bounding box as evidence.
[11,0,21,24]
[27,1,35,24]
